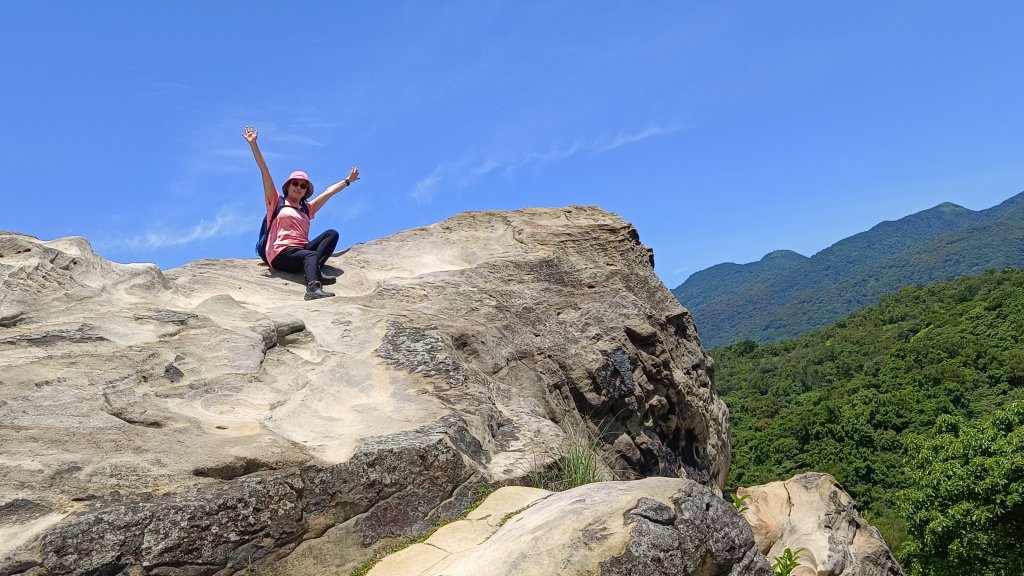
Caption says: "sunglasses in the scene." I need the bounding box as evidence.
[289,180,309,190]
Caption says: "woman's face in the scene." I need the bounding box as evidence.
[286,179,308,201]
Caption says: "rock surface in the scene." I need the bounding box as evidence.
[0,206,730,575]
[740,473,905,576]
[368,478,771,576]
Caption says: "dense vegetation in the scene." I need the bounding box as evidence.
[899,403,1024,576]
[675,192,1024,348]
[714,268,1024,563]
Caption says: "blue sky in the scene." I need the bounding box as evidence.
[3,2,1022,288]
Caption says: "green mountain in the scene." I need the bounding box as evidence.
[713,268,1024,556]
[674,192,1024,348]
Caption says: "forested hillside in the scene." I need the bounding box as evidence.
[713,268,1024,572]
[676,192,1024,348]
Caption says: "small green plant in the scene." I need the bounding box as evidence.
[529,418,611,491]
[469,482,498,509]
[499,505,531,527]
[240,554,259,575]
[730,492,750,513]
[349,519,456,576]
[771,547,805,576]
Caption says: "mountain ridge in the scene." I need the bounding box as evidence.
[673,191,1024,348]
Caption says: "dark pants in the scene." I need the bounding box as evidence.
[271,229,339,284]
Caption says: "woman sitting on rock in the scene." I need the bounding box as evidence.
[243,125,359,300]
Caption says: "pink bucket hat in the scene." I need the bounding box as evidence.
[282,170,314,201]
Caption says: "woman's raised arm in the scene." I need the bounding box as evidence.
[243,126,277,205]
[309,166,359,214]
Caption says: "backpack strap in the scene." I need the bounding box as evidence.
[268,197,309,227]
[259,197,311,264]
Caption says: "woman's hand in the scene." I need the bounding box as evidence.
[243,125,275,203]
[310,167,361,212]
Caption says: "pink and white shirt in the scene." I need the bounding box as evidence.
[265,197,319,269]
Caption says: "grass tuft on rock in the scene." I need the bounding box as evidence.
[530,418,612,491]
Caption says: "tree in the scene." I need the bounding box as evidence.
[898,402,1024,576]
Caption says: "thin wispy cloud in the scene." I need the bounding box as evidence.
[148,81,196,92]
[208,147,288,163]
[294,118,339,132]
[515,123,684,169]
[101,208,249,251]
[186,118,319,177]
[593,124,680,153]
[503,142,582,174]
[333,200,368,223]
[410,121,685,204]
[411,157,502,205]
[272,133,325,147]
[411,170,444,204]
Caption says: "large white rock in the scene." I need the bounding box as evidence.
[0,207,731,575]
[369,478,771,576]
[740,473,904,576]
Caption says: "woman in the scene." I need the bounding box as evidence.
[243,125,359,300]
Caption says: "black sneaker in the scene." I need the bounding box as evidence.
[304,281,336,301]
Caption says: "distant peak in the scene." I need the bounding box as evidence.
[872,201,972,228]
[760,249,808,262]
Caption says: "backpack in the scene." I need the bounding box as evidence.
[256,196,310,264]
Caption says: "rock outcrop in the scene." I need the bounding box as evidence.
[0,206,731,575]
[740,473,905,576]
[368,478,771,576]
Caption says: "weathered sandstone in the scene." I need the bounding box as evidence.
[368,478,771,576]
[0,206,730,575]
[741,472,905,576]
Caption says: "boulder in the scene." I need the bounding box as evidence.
[0,206,731,575]
[367,477,771,576]
[740,472,905,576]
